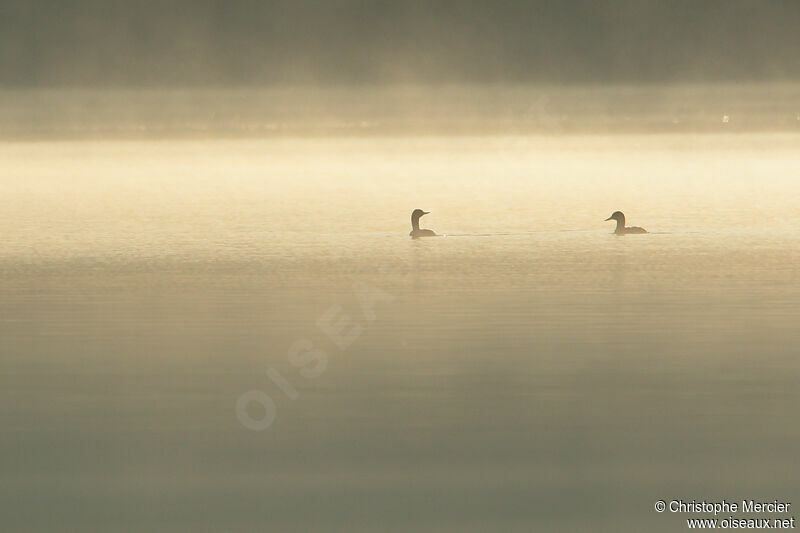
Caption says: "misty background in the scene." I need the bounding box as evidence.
[4,3,800,533]
[2,0,799,87]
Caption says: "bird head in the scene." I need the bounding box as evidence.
[412,209,430,220]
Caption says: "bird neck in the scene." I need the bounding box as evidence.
[615,217,625,233]
[412,216,421,231]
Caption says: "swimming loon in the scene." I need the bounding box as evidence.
[605,211,648,235]
[410,209,437,238]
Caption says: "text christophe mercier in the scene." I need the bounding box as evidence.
[654,499,795,529]
[660,500,791,515]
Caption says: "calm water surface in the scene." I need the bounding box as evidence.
[1,134,799,531]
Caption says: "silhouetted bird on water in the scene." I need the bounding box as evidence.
[410,209,437,238]
[605,211,648,235]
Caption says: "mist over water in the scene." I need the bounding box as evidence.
[5,0,800,529]
[2,84,800,138]
[2,84,800,530]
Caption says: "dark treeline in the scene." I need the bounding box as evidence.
[2,0,799,86]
